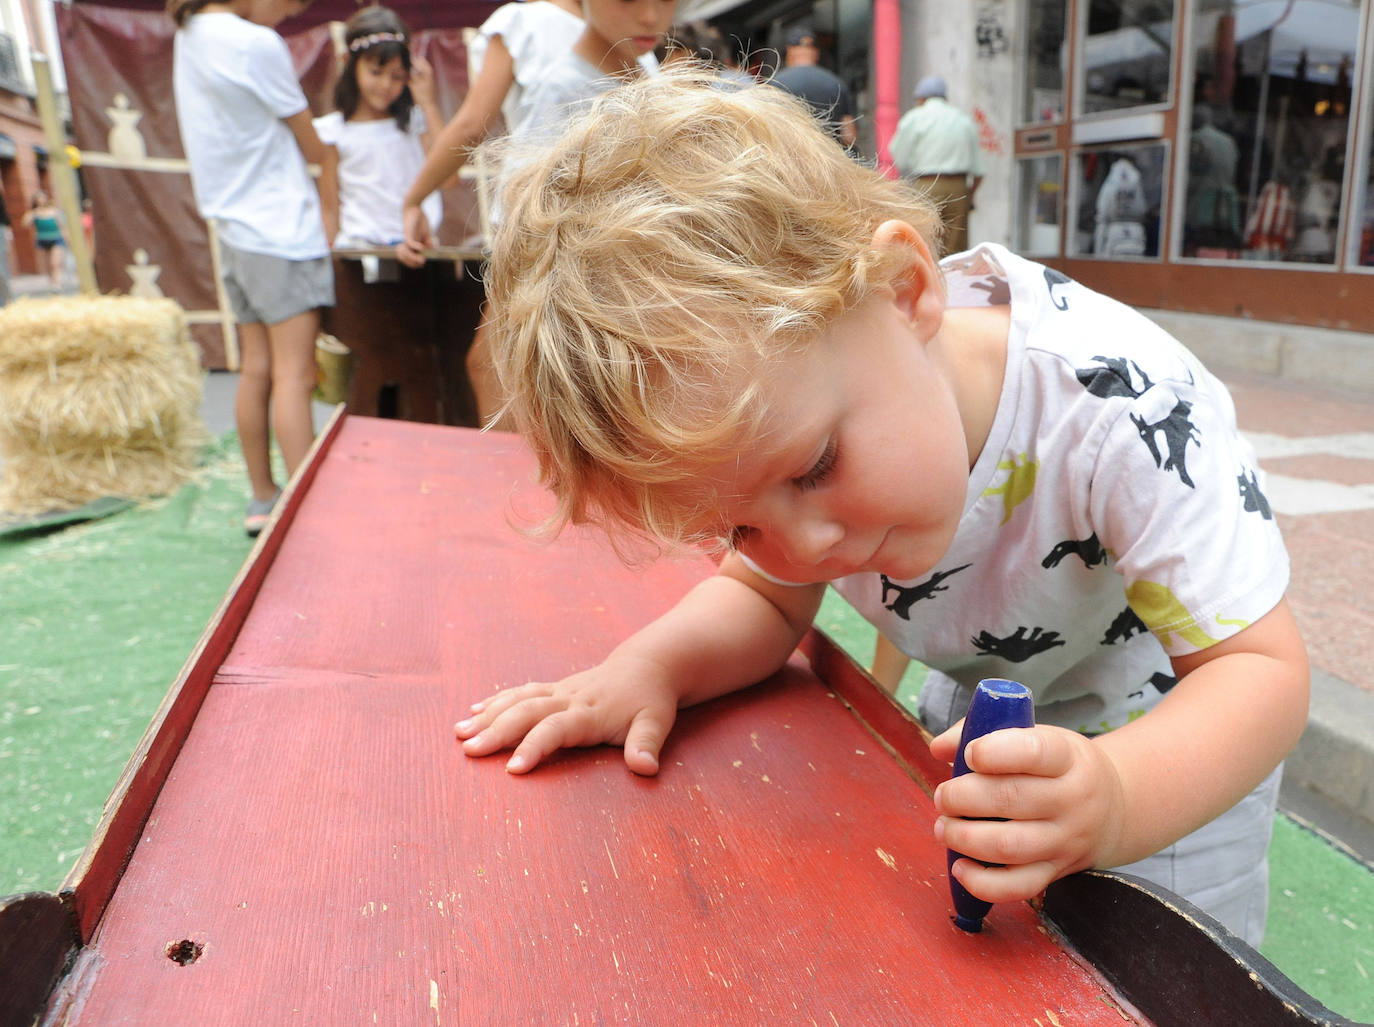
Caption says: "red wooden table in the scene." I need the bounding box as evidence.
[2,415,1351,1026]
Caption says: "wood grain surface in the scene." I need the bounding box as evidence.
[41,418,1140,1024]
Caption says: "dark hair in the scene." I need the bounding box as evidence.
[334,5,414,130]
[167,0,316,27]
[166,0,213,26]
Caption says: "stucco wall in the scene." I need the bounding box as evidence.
[898,0,1016,249]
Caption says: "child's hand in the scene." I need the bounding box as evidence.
[455,655,680,776]
[396,204,430,267]
[929,723,1127,903]
[409,55,436,108]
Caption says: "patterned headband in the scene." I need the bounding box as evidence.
[349,31,407,52]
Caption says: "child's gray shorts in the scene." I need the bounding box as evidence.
[218,242,334,326]
[918,666,1280,948]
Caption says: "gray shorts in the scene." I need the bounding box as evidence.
[219,242,334,326]
[918,668,1280,947]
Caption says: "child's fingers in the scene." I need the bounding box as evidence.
[948,855,1058,905]
[936,813,1067,868]
[963,725,1076,778]
[621,706,677,777]
[503,708,614,774]
[928,720,963,761]
[457,690,563,752]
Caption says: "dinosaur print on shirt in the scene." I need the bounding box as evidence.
[983,454,1037,524]
[1130,399,1201,488]
[881,564,971,620]
[970,625,1066,662]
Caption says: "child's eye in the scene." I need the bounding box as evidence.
[792,439,838,491]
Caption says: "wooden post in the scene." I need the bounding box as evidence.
[31,54,98,296]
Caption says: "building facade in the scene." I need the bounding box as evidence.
[0,0,66,277]
[900,0,1373,335]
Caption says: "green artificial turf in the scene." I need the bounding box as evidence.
[1,434,256,893]
[1,442,1371,1021]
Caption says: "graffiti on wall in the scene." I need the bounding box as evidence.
[975,3,1008,59]
[973,107,1006,156]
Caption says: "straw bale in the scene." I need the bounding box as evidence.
[0,295,191,371]
[0,295,208,516]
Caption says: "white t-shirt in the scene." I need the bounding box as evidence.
[469,1,584,133]
[469,1,660,137]
[314,110,442,247]
[172,11,327,260]
[829,244,1289,736]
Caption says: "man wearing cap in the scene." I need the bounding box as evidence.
[888,75,985,253]
[770,25,857,149]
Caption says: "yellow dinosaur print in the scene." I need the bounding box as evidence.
[1125,580,1250,649]
[982,453,1037,524]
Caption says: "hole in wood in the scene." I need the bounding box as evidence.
[165,938,204,965]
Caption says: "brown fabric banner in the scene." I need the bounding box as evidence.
[58,3,486,368]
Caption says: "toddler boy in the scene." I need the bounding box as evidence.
[457,72,1309,947]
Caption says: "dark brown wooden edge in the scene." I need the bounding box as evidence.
[1041,870,1364,1026]
[0,893,77,1027]
[0,406,350,1027]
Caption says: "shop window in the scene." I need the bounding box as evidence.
[1362,120,1374,267]
[1022,0,1069,124]
[1182,0,1358,264]
[1017,155,1064,255]
[1070,142,1167,258]
[1082,0,1176,115]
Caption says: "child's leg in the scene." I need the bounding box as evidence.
[1114,765,1281,947]
[265,308,320,476]
[870,634,912,695]
[235,321,278,502]
[465,311,512,431]
[48,244,63,284]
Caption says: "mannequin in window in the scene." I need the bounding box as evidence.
[1093,156,1147,257]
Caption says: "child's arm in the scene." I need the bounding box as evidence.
[285,109,338,245]
[930,598,1309,904]
[870,633,910,695]
[397,34,516,266]
[408,55,445,155]
[456,554,825,776]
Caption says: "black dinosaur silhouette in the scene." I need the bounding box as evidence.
[1129,671,1179,700]
[881,564,972,620]
[1238,469,1273,519]
[1101,606,1148,646]
[1042,533,1108,569]
[1130,399,1200,488]
[1044,268,1073,310]
[970,625,1066,662]
[1075,355,1154,399]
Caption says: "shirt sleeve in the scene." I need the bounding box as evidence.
[1087,370,1289,657]
[249,31,309,119]
[313,111,341,145]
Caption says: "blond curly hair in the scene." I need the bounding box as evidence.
[484,68,943,553]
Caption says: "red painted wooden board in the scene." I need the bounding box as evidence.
[43,418,1140,1024]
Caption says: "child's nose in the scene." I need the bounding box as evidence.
[777,515,845,568]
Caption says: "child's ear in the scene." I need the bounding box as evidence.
[871,219,943,340]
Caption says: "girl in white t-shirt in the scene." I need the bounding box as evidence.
[315,6,444,248]
[170,0,336,537]
[396,0,661,428]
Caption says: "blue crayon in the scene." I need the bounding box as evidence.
[947,677,1036,933]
